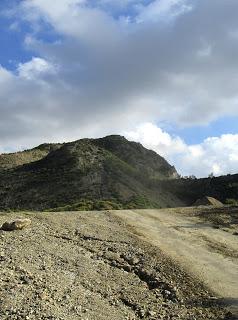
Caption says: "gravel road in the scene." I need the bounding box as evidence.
[114,208,238,317]
[0,208,237,319]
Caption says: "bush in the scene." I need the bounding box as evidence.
[46,198,123,212]
[225,198,238,206]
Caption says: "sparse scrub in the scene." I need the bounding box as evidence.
[0,136,238,211]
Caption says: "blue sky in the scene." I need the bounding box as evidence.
[172,116,238,145]
[0,9,31,70]
[0,0,238,177]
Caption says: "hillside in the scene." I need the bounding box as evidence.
[0,135,238,211]
[0,143,62,170]
[161,174,238,206]
[0,135,182,211]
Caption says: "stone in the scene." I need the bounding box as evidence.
[1,218,31,231]
[148,310,156,316]
[20,275,31,285]
[0,252,5,261]
[128,257,140,265]
[138,309,146,317]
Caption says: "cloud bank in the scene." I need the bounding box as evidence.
[0,0,238,176]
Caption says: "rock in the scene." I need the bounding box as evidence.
[104,251,121,261]
[138,308,146,317]
[39,291,48,300]
[0,251,5,261]
[20,275,31,285]
[0,229,5,237]
[110,260,117,267]
[148,310,156,316]
[128,257,140,265]
[164,290,172,297]
[123,265,132,272]
[1,218,31,231]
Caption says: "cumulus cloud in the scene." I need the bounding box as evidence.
[125,123,186,158]
[17,57,57,80]
[125,123,238,177]
[136,0,192,23]
[0,0,238,176]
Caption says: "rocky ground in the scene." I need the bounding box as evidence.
[188,206,238,235]
[0,210,236,320]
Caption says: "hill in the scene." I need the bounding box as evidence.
[0,143,62,170]
[0,135,182,211]
[0,135,238,211]
[161,174,238,206]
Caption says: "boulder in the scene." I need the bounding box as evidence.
[1,218,31,231]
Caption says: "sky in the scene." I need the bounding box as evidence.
[0,0,238,177]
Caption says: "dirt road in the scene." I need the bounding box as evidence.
[114,208,238,315]
[0,209,237,319]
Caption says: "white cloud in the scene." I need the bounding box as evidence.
[14,0,238,125]
[21,0,85,21]
[0,0,238,179]
[136,0,192,23]
[17,57,57,80]
[20,0,120,41]
[125,122,186,157]
[0,66,13,84]
[125,123,238,177]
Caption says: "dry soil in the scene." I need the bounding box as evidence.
[0,207,237,319]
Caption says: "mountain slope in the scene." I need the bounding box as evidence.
[0,136,182,211]
[1,135,237,211]
[93,135,178,180]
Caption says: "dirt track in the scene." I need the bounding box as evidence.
[114,208,238,316]
[0,208,237,319]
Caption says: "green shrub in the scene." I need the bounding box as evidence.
[225,198,238,205]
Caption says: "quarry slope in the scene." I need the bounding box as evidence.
[0,208,237,319]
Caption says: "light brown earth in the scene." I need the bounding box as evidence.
[114,207,238,316]
[0,207,237,320]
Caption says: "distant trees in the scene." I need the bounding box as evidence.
[183,175,197,180]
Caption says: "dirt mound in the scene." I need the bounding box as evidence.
[193,196,223,207]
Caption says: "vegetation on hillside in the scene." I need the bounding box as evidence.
[0,135,237,211]
[0,136,180,211]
